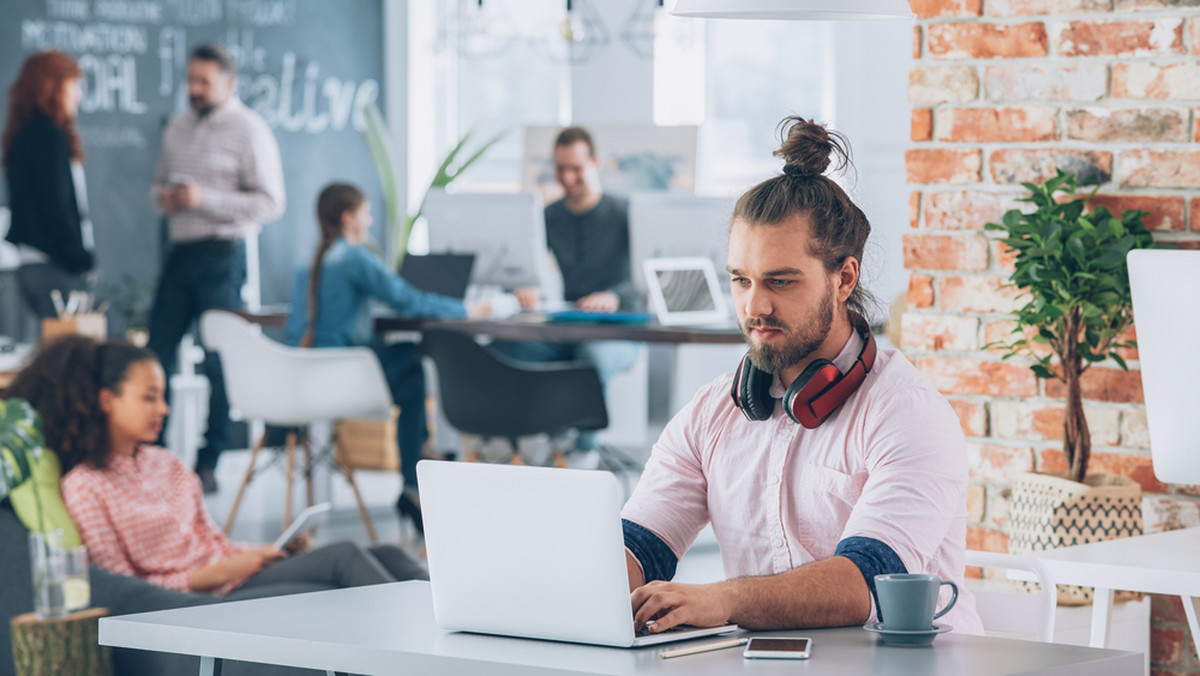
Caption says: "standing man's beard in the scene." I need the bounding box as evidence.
[743,287,835,374]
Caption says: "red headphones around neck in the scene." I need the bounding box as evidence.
[730,325,877,428]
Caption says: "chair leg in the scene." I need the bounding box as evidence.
[303,433,314,509]
[336,446,377,543]
[283,431,297,529]
[224,432,266,534]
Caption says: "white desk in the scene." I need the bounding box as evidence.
[1029,527,1200,652]
[98,581,1142,676]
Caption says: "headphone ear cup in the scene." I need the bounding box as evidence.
[732,355,775,421]
[783,358,837,428]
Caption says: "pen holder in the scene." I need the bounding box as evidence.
[42,314,108,345]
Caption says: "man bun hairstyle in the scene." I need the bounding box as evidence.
[733,115,875,321]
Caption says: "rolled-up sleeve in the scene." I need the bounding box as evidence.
[839,385,967,576]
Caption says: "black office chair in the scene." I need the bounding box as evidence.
[421,328,615,467]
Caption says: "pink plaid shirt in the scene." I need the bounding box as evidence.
[622,332,983,634]
[61,446,250,595]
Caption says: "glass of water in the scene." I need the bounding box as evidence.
[63,545,90,613]
[29,530,67,620]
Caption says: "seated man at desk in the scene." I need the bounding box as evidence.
[492,126,639,457]
[621,117,982,635]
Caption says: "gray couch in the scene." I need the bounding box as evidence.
[1,503,332,675]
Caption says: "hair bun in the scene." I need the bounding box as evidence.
[773,116,850,178]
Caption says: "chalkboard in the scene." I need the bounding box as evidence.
[0,0,387,323]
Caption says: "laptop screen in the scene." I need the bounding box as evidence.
[643,257,728,326]
[399,253,476,300]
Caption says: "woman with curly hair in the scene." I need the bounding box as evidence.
[3,335,427,595]
[2,51,96,320]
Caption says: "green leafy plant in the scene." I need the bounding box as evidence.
[361,103,507,270]
[986,170,1157,484]
[0,398,47,532]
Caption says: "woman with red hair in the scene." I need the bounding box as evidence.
[2,51,96,320]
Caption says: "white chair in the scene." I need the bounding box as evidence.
[965,550,1058,643]
[199,310,395,541]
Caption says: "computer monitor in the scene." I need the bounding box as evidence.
[1127,249,1200,484]
[423,189,550,291]
[628,193,735,294]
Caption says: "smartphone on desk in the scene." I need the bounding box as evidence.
[743,637,812,659]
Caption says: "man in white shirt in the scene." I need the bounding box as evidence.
[147,43,285,493]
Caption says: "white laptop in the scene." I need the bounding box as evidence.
[417,460,738,647]
[642,256,732,328]
[1127,249,1200,484]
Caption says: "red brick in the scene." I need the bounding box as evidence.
[1150,668,1188,676]
[1067,107,1188,144]
[983,63,1107,102]
[1113,63,1200,100]
[949,398,989,437]
[1152,594,1188,624]
[909,192,921,229]
[984,320,1053,359]
[925,191,1018,231]
[906,148,983,184]
[1119,0,1200,9]
[1152,626,1185,667]
[914,25,922,59]
[1192,198,1200,232]
[1039,450,1167,493]
[1196,108,1200,142]
[1090,452,1168,494]
[938,275,1023,313]
[911,109,933,142]
[987,0,1110,15]
[936,107,1058,143]
[1046,367,1145,404]
[966,525,1009,553]
[903,233,990,271]
[1087,194,1186,232]
[910,66,980,105]
[985,487,1012,530]
[910,0,982,18]
[900,313,980,351]
[908,274,935,308]
[1056,19,1184,58]
[1193,17,1200,56]
[968,443,1035,483]
[989,149,1113,186]
[928,22,1049,60]
[967,483,986,522]
[918,357,1039,397]
[993,240,1018,273]
[1122,409,1150,450]
[994,402,1120,446]
[1120,150,1200,189]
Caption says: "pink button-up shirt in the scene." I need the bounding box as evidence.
[622,332,982,634]
[61,446,251,596]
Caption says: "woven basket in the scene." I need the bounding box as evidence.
[1008,471,1143,606]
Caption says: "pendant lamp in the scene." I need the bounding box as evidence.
[670,0,915,20]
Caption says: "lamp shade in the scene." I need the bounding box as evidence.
[670,0,915,20]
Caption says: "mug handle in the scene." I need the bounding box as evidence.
[932,580,958,621]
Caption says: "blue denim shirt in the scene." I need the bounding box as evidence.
[285,239,466,348]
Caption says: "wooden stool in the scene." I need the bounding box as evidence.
[10,607,112,676]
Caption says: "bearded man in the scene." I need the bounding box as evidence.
[619,116,983,635]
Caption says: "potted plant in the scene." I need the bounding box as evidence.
[986,169,1157,604]
[361,103,506,270]
[0,397,47,532]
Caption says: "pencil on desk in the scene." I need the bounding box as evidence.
[659,637,747,659]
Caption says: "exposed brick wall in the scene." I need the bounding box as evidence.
[905,2,1200,671]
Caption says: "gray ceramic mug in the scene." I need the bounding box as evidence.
[874,573,958,631]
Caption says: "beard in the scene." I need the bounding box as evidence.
[743,286,835,374]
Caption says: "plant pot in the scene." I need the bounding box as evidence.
[1008,471,1143,606]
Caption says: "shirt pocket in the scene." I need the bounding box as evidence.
[795,463,867,514]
